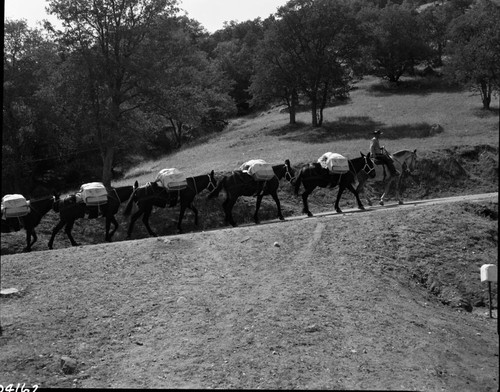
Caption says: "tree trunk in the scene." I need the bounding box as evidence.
[479,80,491,110]
[169,118,183,148]
[101,146,114,188]
[310,97,318,127]
[289,89,298,124]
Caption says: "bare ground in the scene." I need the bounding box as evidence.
[0,194,498,390]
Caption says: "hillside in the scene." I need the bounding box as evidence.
[1,74,498,389]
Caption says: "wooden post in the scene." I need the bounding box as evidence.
[488,281,492,319]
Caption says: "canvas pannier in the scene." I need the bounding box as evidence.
[318,152,350,174]
[240,159,275,181]
[1,194,30,219]
[79,182,108,206]
[155,168,188,190]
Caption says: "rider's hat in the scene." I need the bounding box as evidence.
[373,130,383,135]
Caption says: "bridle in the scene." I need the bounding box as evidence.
[283,164,295,183]
[207,173,217,190]
[362,155,375,175]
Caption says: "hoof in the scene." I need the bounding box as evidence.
[379,201,384,206]
[278,216,285,221]
[398,200,404,205]
[307,212,313,217]
[359,206,365,210]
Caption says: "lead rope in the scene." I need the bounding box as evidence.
[113,188,121,203]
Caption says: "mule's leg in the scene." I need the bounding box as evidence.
[24,228,36,252]
[106,216,119,242]
[126,207,144,239]
[141,205,157,237]
[356,180,372,207]
[380,177,393,205]
[177,201,199,234]
[48,220,66,250]
[350,183,365,210]
[105,216,112,242]
[177,203,187,234]
[224,198,238,227]
[64,219,79,246]
[301,188,314,217]
[254,195,264,224]
[395,176,404,205]
[190,204,199,226]
[334,185,345,213]
[270,191,284,221]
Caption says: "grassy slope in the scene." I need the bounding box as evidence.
[116,75,498,185]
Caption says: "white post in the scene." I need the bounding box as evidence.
[480,264,497,319]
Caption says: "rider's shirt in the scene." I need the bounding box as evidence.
[370,137,382,156]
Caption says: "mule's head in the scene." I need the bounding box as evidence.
[207,170,218,193]
[406,149,417,173]
[360,151,376,178]
[284,159,296,183]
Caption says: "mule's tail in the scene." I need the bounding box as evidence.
[293,170,303,196]
[207,177,225,199]
[123,189,136,216]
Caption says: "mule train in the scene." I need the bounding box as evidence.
[1,149,417,251]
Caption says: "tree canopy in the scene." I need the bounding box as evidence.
[3,0,498,195]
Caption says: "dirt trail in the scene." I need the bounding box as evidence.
[1,195,498,389]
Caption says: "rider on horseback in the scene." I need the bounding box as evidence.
[370,130,400,177]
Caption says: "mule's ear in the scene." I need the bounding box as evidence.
[134,180,138,188]
[211,170,214,176]
[414,149,417,154]
[360,151,365,157]
[285,159,291,166]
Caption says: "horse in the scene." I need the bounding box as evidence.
[48,184,136,249]
[293,152,375,217]
[356,149,417,206]
[2,194,58,252]
[207,159,295,227]
[123,170,217,238]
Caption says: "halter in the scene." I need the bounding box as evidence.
[111,188,122,203]
[362,155,375,175]
[283,164,295,183]
[207,173,217,190]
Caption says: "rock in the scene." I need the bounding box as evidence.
[0,288,20,297]
[305,324,320,333]
[60,356,78,374]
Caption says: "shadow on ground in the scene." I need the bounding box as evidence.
[366,77,463,97]
[269,116,436,143]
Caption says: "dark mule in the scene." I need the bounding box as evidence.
[356,149,417,206]
[2,194,58,252]
[207,159,295,227]
[123,170,217,238]
[48,184,136,249]
[294,152,375,216]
